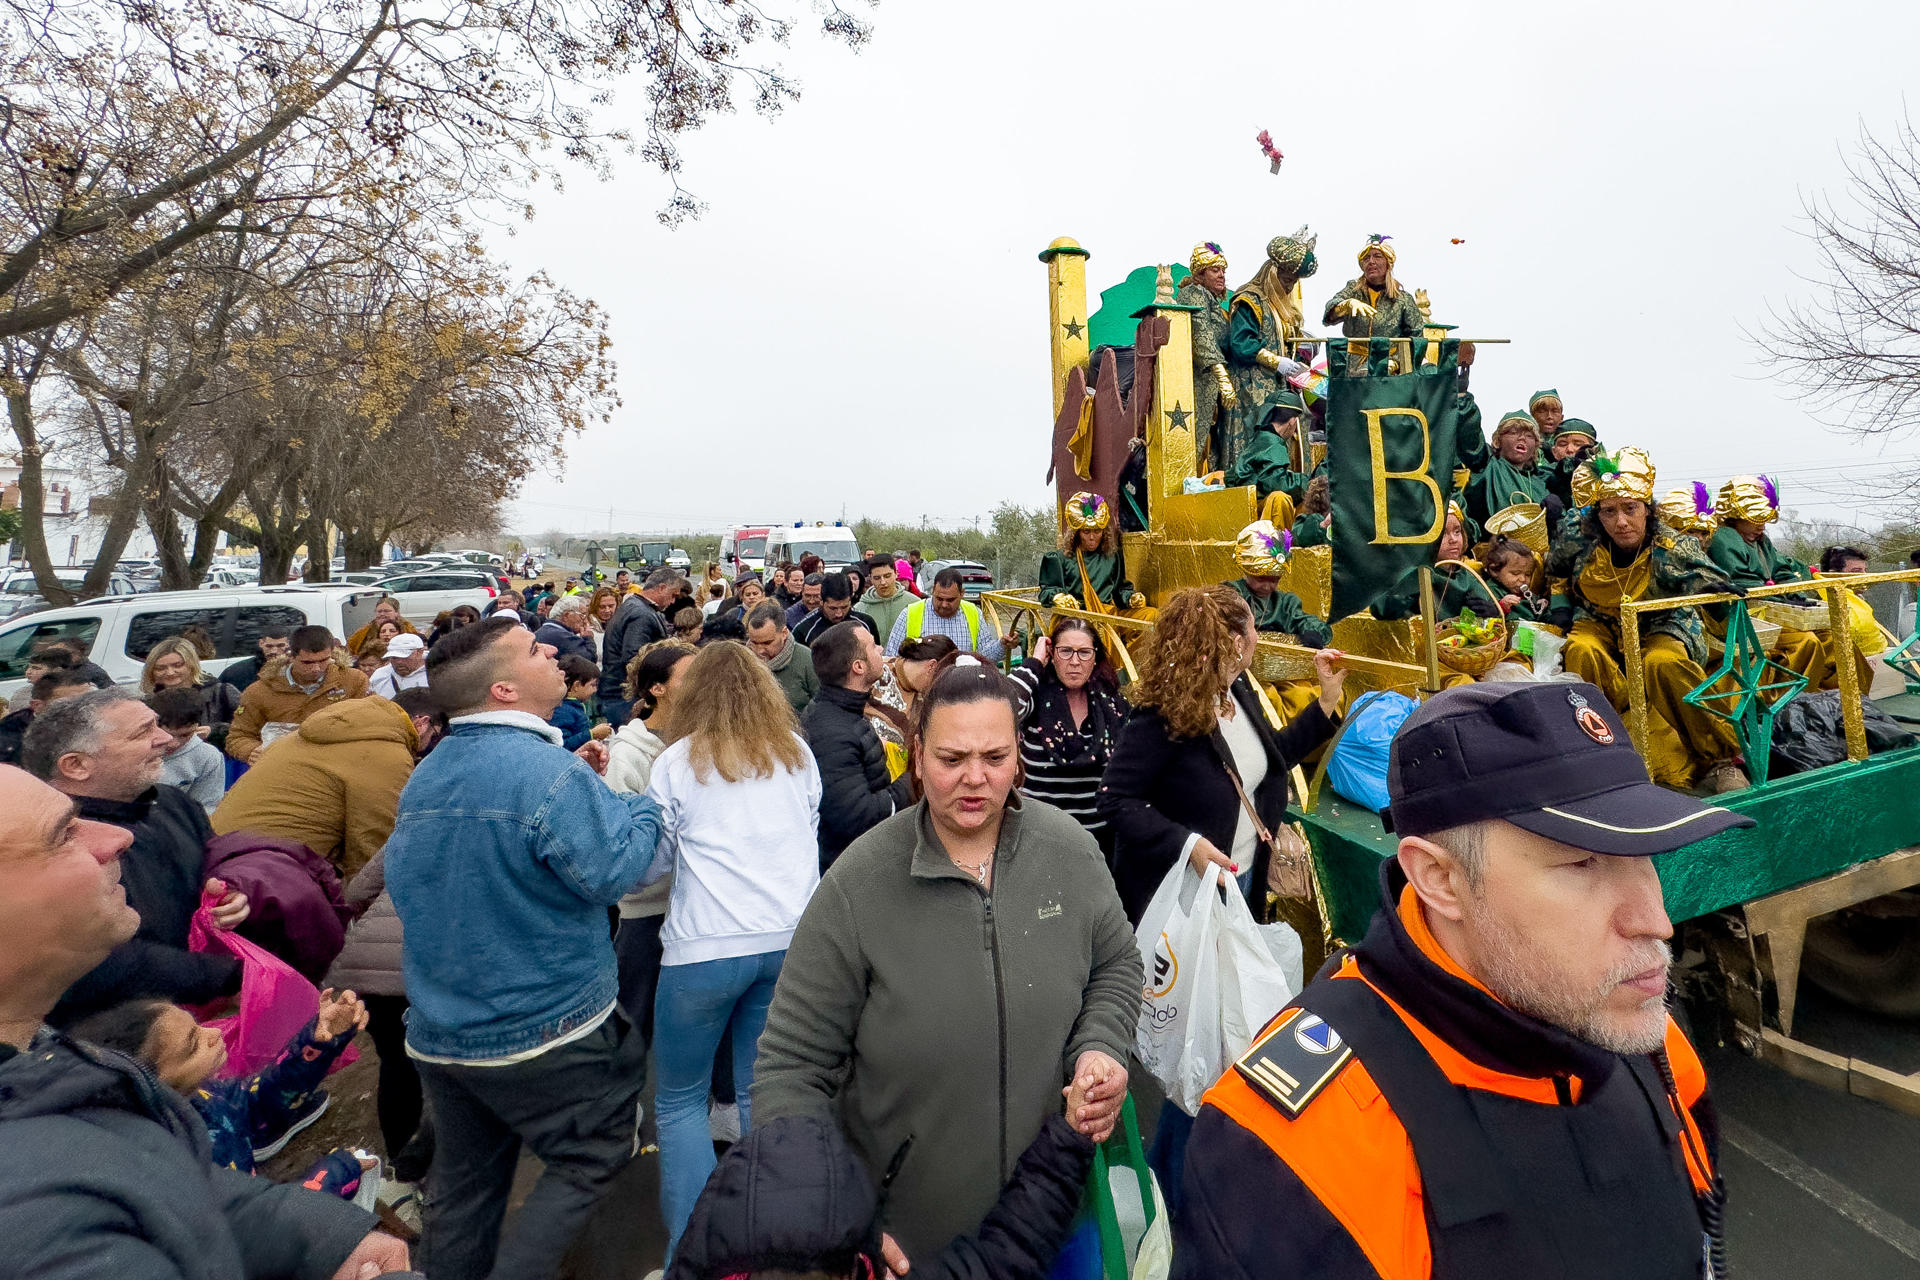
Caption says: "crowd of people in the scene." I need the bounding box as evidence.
[0,239,1893,1278]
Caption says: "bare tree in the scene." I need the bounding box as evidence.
[0,0,874,340]
[1760,113,1920,451]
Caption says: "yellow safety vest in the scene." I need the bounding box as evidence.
[904,599,981,649]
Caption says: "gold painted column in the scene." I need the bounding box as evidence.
[1139,265,1201,509]
[1038,237,1091,424]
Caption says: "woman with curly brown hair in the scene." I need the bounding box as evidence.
[1096,583,1345,928]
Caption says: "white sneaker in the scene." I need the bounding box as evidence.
[708,1100,741,1144]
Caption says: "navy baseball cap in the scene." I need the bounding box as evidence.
[1385,681,1755,856]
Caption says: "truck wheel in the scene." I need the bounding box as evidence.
[1803,912,1920,1017]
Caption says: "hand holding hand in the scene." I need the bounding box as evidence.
[315,988,369,1042]
[205,879,249,930]
[1312,648,1347,715]
[1064,1050,1129,1143]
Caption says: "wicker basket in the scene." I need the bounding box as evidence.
[1485,499,1549,557]
[1753,599,1832,632]
[1430,559,1508,676]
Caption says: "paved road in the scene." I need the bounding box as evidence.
[275,989,1920,1279]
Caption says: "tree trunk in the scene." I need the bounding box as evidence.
[145,459,197,591]
[298,512,331,582]
[3,375,77,607]
[341,528,383,572]
[79,454,158,597]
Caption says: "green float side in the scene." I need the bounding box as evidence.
[1294,742,1920,944]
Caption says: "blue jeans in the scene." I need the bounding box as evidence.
[654,949,786,1254]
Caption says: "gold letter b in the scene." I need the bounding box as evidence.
[1364,407,1443,546]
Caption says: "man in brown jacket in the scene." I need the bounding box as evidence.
[214,687,441,878]
[225,624,369,763]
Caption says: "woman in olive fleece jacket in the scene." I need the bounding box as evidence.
[752,794,1142,1262]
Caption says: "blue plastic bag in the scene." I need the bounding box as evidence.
[1324,691,1418,812]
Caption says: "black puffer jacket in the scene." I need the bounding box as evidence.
[801,683,912,871]
[668,1112,1093,1280]
[50,787,241,1026]
[0,1029,376,1279]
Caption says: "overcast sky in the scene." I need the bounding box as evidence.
[497,0,1920,542]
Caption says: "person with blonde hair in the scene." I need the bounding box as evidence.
[642,640,822,1257]
[141,636,240,748]
[1223,228,1318,470]
[1322,233,1427,374]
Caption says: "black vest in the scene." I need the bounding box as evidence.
[1298,969,1712,1280]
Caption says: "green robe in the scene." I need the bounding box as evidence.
[1547,517,1733,665]
[1222,290,1295,473]
[1037,547,1136,610]
[1230,578,1331,647]
[1374,564,1501,622]
[1321,279,1426,374]
[1290,512,1331,550]
[1466,455,1551,528]
[1454,391,1489,478]
[1707,525,1810,590]
[1225,430,1314,505]
[1177,275,1231,471]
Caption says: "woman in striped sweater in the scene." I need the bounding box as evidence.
[1008,616,1129,861]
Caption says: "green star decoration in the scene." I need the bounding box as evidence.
[1063,318,1085,340]
[1682,602,1808,785]
[1166,402,1191,429]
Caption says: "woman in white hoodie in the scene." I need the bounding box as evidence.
[604,639,698,1041]
[643,639,822,1255]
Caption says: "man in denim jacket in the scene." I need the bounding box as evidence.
[387,615,663,1279]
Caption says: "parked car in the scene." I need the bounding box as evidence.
[0,586,385,701]
[667,548,692,572]
[0,569,137,600]
[915,559,996,600]
[199,567,253,589]
[337,570,389,586]
[369,567,498,625]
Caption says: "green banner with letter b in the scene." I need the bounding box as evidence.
[1327,339,1463,620]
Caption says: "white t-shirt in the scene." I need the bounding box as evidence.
[369,664,429,699]
[1217,703,1269,875]
[644,732,823,966]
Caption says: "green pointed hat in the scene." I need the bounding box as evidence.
[1554,418,1597,443]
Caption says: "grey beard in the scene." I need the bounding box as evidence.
[1465,893,1673,1056]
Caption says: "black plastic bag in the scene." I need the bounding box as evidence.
[1768,690,1917,777]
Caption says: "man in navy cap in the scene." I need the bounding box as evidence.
[1173,681,1748,1280]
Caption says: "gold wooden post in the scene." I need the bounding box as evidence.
[1039,238,1090,425]
[1418,567,1442,693]
[1824,582,1868,761]
[1621,610,1649,756]
[1142,265,1200,506]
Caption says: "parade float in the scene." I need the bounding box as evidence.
[981,234,1920,1112]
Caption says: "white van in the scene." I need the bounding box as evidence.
[763,523,863,571]
[0,586,386,700]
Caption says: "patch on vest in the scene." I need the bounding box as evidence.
[1234,1008,1353,1117]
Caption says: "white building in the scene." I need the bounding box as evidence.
[0,458,161,568]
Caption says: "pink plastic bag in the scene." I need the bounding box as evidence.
[188,888,356,1080]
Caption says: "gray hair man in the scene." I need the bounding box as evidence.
[23,688,252,1025]
[535,592,598,665]
[748,599,819,716]
[598,569,685,725]
[0,762,408,1277]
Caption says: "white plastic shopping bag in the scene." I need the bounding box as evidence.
[1215,891,1299,1077]
[1134,860,1302,1115]
[1133,861,1226,1115]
